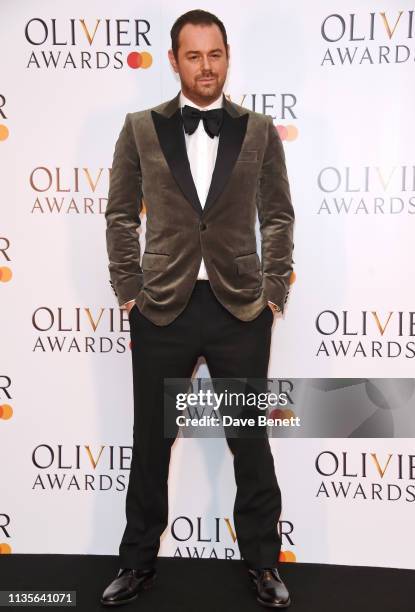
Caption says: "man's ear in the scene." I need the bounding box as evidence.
[168,49,178,73]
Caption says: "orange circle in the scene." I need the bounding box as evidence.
[0,543,12,554]
[0,267,13,282]
[283,551,296,562]
[289,271,296,285]
[0,404,13,419]
[140,52,153,69]
[0,125,9,141]
[283,409,295,420]
[285,125,298,142]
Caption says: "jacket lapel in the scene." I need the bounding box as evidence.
[151,100,203,216]
[204,106,248,215]
[151,91,249,217]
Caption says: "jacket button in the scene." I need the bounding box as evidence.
[200,222,207,231]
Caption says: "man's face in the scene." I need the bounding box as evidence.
[168,23,229,106]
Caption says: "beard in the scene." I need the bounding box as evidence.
[192,75,223,100]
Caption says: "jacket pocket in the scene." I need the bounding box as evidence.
[235,252,261,275]
[141,252,170,271]
[236,149,258,162]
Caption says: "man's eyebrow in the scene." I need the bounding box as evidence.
[184,48,223,55]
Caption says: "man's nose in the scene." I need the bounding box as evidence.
[200,55,212,71]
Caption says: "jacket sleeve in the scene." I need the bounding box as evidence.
[256,115,295,314]
[105,113,143,306]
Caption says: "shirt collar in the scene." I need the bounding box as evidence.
[180,90,224,111]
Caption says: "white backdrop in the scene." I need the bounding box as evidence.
[1,0,414,569]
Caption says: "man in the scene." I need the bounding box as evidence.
[101,8,295,609]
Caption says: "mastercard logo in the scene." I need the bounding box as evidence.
[276,124,298,142]
[0,543,12,554]
[279,550,296,562]
[0,404,13,419]
[127,52,153,69]
[0,267,12,282]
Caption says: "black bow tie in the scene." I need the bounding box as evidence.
[181,105,224,138]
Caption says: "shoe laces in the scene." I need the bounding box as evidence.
[262,568,279,581]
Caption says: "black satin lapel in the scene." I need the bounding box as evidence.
[203,111,249,215]
[151,108,203,216]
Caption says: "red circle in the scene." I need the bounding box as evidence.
[276,125,288,141]
[127,52,143,69]
[269,408,285,420]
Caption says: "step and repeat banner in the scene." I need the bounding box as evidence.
[1,1,414,570]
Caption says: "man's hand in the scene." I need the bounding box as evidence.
[268,301,281,316]
[123,299,136,315]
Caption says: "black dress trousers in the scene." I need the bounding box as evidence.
[119,280,282,570]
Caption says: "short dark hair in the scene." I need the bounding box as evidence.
[170,9,228,61]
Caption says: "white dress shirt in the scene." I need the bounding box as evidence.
[180,89,223,280]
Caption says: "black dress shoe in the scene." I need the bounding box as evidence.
[248,567,291,608]
[100,567,156,607]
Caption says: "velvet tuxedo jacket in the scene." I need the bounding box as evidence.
[105,90,295,326]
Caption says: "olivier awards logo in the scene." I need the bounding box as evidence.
[315,450,415,502]
[321,10,415,66]
[234,93,298,142]
[29,166,111,215]
[32,307,132,353]
[31,444,133,491]
[24,18,153,70]
[170,515,297,563]
[315,310,415,359]
[316,165,415,215]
